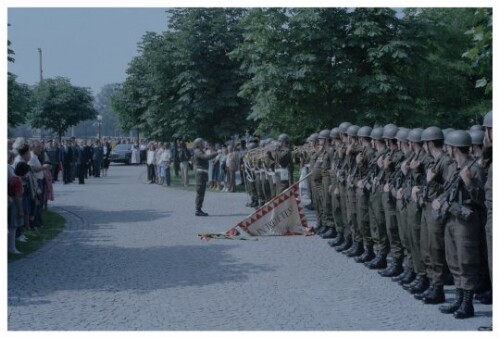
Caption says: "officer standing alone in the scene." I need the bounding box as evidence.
[193,138,219,216]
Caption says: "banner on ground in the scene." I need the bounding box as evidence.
[199,179,314,240]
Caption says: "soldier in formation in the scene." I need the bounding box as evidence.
[241,112,492,321]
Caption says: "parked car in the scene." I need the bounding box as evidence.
[110,144,132,164]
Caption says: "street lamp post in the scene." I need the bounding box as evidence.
[97,115,102,140]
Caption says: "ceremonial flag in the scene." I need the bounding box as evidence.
[198,174,314,240]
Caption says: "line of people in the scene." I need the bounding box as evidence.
[294,114,492,321]
[7,137,114,255]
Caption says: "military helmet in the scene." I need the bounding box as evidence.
[370,127,384,140]
[308,133,319,142]
[469,124,484,132]
[318,129,331,139]
[338,122,352,133]
[407,128,424,143]
[346,125,360,137]
[193,138,204,148]
[483,111,492,128]
[382,124,399,139]
[278,133,289,142]
[445,130,472,148]
[396,128,410,142]
[329,128,340,139]
[469,129,485,145]
[421,126,444,142]
[442,128,455,137]
[357,126,373,138]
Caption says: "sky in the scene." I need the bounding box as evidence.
[8,8,169,96]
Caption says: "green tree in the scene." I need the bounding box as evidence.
[8,32,32,128]
[114,8,251,143]
[30,77,97,141]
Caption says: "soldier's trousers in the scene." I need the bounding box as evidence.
[275,173,289,195]
[356,187,371,246]
[331,178,343,234]
[422,203,447,285]
[195,171,208,211]
[485,214,492,284]
[445,214,482,290]
[396,200,413,269]
[346,187,359,242]
[321,175,334,228]
[262,175,272,203]
[382,192,403,261]
[307,171,314,204]
[338,184,350,239]
[407,200,425,275]
[255,173,265,203]
[369,190,388,255]
[312,178,323,227]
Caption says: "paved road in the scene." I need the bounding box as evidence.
[8,165,493,330]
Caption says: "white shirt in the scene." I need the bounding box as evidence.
[28,151,44,180]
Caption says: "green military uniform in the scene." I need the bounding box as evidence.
[275,147,292,194]
[193,144,218,215]
[367,148,389,265]
[352,139,375,259]
[382,149,404,260]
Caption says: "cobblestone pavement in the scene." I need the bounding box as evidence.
[8,165,493,331]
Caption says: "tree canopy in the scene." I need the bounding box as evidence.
[109,8,492,142]
[29,77,97,140]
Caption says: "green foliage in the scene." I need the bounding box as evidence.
[462,8,492,95]
[30,77,97,140]
[113,8,252,143]
[8,73,33,127]
[114,8,492,143]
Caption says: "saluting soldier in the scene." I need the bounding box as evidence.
[323,129,343,240]
[364,127,389,269]
[192,138,219,216]
[433,130,486,319]
[329,122,351,248]
[305,133,319,211]
[348,126,374,259]
[315,129,333,237]
[391,128,416,284]
[482,112,492,311]
[415,127,452,304]
[337,125,361,253]
[379,124,405,277]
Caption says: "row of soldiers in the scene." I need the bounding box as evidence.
[243,134,294,208]
[302,114,492,321]
[241,112,492,321]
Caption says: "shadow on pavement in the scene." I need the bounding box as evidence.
[9,243,276,305]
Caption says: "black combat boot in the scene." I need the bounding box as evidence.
[354,244,374,263]
[379,261,403,277]
[335,236,352,252]
[399,268,416,286]
[366,253,387,270]
[453,290,474,319]
[409,275,429,294]
[475,289,492,304]
[328,232,344,247]
[346,241,364,257]
[402,274,422,290]
[423,284,446,304]
[320,228,336,239]
[415,283,434,300]
[392,265,410,282]
[439,288,464,314]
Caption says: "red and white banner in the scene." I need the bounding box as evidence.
[231,182,313,236]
